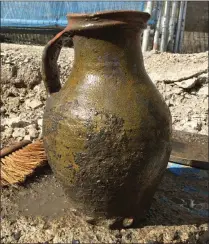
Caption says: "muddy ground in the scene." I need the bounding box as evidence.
[1,165,208,243]
[1,44,209,243]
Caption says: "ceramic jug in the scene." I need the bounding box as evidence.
[42,11,172,222]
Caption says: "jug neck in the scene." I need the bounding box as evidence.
[72,27,146,74]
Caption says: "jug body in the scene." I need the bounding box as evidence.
[42,11,172,220]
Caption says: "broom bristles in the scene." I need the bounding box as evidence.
[1,140,47,186]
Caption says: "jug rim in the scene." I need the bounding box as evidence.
[65,10,150,31]
[67,10,150,19]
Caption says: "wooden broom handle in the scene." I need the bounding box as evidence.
[0,140,31,158]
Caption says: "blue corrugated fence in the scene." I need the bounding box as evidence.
[1,1,156,28]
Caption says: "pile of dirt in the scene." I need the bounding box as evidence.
[1,44,208,148]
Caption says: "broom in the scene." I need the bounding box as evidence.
[1,140,48,186]
[1,130,207,186]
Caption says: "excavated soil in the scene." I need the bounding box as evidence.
[1,165,209,243]
[1,44,209,243]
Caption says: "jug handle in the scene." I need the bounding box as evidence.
[41,29,73,95]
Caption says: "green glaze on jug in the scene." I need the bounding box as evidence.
[42,10,172,220]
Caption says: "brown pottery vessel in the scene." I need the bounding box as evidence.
[42,10,172,221]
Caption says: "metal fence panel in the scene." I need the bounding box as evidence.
[1,1,149,28]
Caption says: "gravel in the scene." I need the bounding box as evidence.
[1,43,208,243]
